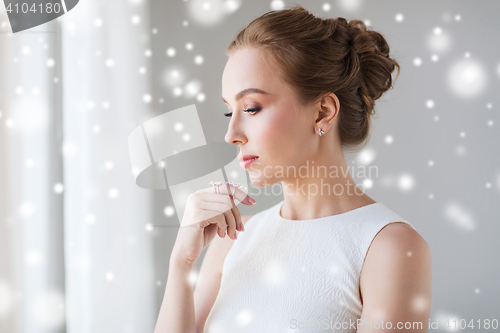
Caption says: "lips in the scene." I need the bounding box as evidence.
[238,153,259,161]
[240,157,259,169]
[238,153,259,169]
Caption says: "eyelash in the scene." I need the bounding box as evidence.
[224,107,261,117]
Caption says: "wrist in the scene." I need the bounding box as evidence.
[170,250,197,269]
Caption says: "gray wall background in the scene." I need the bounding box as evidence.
[148,0,500,328]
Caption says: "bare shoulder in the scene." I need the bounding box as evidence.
[369,222,430,256]
[359,222,432,307]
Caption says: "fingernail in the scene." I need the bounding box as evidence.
[249,197,256,204]
[239,222,245,231]
[234,230,237,239]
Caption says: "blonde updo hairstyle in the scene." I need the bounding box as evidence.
[226,5,400,152]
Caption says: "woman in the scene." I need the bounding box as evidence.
[155,5,432,333]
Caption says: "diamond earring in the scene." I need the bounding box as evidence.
[315,128,325,136]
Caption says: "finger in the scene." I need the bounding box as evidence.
[199,209,226,238]
[198,192,243,231]
[218,184,241,234]
[197,185,256,206]
[198,201,238,239]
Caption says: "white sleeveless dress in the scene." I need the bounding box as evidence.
[203,199,417,333]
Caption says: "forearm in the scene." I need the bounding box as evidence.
[154,256,197,333]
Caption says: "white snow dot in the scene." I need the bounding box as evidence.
[426,100,434,108]
[188,271,198,287]
[166,47,176,57]
[92,125,101,133]
[185,43,193,51]
[235,309,254,326]
[448,59,487,98]
[46,58,55,67]
[104,161,114,170]
[53,183,64,194]
[431,54,439,62]
[182,133,191,141]
[455,14,461,21]
[270,0,285,10]
[486,182,492,189]
[322,3,331,11]
[413,58,422,66]
[385,135,393,144]
[62,141,78,157]
[487,120,493,126]
[434,27,442,35]
[105,272,115,281]
[196,93,206,102]
[194,55,204,65]
[174,122,183,131]
[486,103,492,109]
[139,67,146,74]
[429,193,434,199]
[94,18,103,27]
[183,20,189,27]
[456,145,466,156]
[143,94,152,103]
[86,214,96,224]
[357,147,376,165]
[395,13,404,22]
[144,49,152,57]
[173,87,182,96]
[131,15,140,25]
[428,160,434,167]
[398,173,414,191]
[164,206,175,217]
[460,131,466,138]
[105,58,114,67]
[19,202,35,219]
[464,52,471,58]
[363,178,373,189]
[434,115,439,121]
[108,188,119,198]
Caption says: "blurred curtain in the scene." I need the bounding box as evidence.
[0,0,156,332]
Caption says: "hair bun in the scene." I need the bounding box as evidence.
[342,18,400,116]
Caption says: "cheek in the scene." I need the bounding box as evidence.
[260,106,309,158]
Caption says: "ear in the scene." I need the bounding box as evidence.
[314,92,340,135]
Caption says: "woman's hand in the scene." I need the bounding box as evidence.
[171,183,256,265]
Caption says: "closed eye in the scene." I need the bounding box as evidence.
[224,107,261,117]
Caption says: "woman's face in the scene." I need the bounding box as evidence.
[222,47,317,187]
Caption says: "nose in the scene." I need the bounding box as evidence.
[224,114,247,146]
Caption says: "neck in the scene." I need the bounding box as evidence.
[279,151,375,220]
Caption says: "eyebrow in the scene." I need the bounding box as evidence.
[221,88,270,104]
